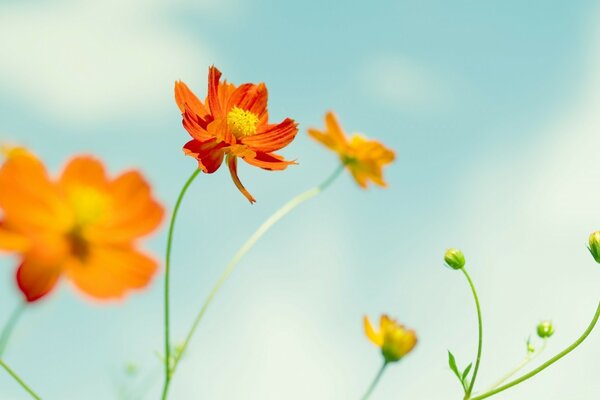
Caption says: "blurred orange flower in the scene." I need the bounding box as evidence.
[0,148,164,302]
[364,314,417,362]
[174,66,299,203]
[308,112,395,189]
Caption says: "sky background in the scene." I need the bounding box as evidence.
[1,0,600,399]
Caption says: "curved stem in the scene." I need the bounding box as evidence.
[0,359,41,400]
[161,169,201,400]
[360,362,388,400]
[462,268,483,398]
[485,339,547,392]
[169,164,345,380]
[472,300,600,400]
[0,302,25,357]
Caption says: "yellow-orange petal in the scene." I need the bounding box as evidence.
[60,156,108,190]
[227,155,256,204]
[86,170,164,243]
[0,150,70,233]
[364,316,383,346]
[0,225,30,252]
[65,246,158,300]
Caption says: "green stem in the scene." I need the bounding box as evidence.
[0,359,41,400]
[462,268,483,398]
[168,164,345,382]
[361,362,388,400]
[161,169,201,400]
[471,300,600,400]
[0,302,25,357]
[485,339,547,392]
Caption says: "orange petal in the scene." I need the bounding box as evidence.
[0,150,69,233]
[207,66,224,117]
[364,316,383,347]
[182,105,213,141]
[242,151,296,171]
[242,118,298,153]
[16,257,62,302]
[87,170,164,243]
[183,139,227,173]
[66,245,158,300]
[0,223,30,252]
[174,80,210,118]
[227,155,256,204]
[227,82,269,121]
[60,156,108,189]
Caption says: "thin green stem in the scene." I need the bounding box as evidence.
[0,302,25,357]
[161,169,201,400]
[471,300,600,400]
[485,339,547,392]
[462,268,483,399]
[0,359,41,400]
[168,164,345,382]
[361,362,388,400]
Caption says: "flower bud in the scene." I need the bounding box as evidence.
[588,231,600,263]
[537,321,554,339]
[444,248,465,270]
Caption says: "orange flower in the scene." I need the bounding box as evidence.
[308,112,395,188]
[0,148,164,302]
[174,66,299,203]
[364,314,417,362]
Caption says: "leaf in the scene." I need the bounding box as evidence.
[462,363,472,381]
[448,351,461,380]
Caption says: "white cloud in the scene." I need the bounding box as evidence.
[0,0,225,123]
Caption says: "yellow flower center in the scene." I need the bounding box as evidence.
[227,107,259,138]
[69,186,110,227]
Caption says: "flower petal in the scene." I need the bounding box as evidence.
[0,150,69,233]
[0,223,30,252]
[86,171,164,243]
[242,118,298,153]
[66,246,158,300]
[364,316,383,347]
[183,139,227,173]
[16,257,62,302]
[207,65,224,117]
[60,156,108,190]
[242,151,296,171]
[174,80,210,118]
[307,112,348,153]
[227,155,256,203]
[227,82,268,120]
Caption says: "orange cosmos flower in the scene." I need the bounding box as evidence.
[0,148,164,302]
[308,112,395,189]
[174,66,299,203]
[364,314,417,362]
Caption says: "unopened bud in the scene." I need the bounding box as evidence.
[588,231,600,263]
[537,321,554,339]
[444,248,465,270]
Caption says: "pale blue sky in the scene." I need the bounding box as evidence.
[1,0,600,399]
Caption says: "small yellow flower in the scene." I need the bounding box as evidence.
[308,112,395,189]
[364,314,417,363]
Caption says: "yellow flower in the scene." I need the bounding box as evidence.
[364,314,417,363]
[308,112,395,188]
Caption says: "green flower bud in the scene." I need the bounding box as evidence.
[444,248,465,270]
[588,231,600,263]
[537,321,554,339]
